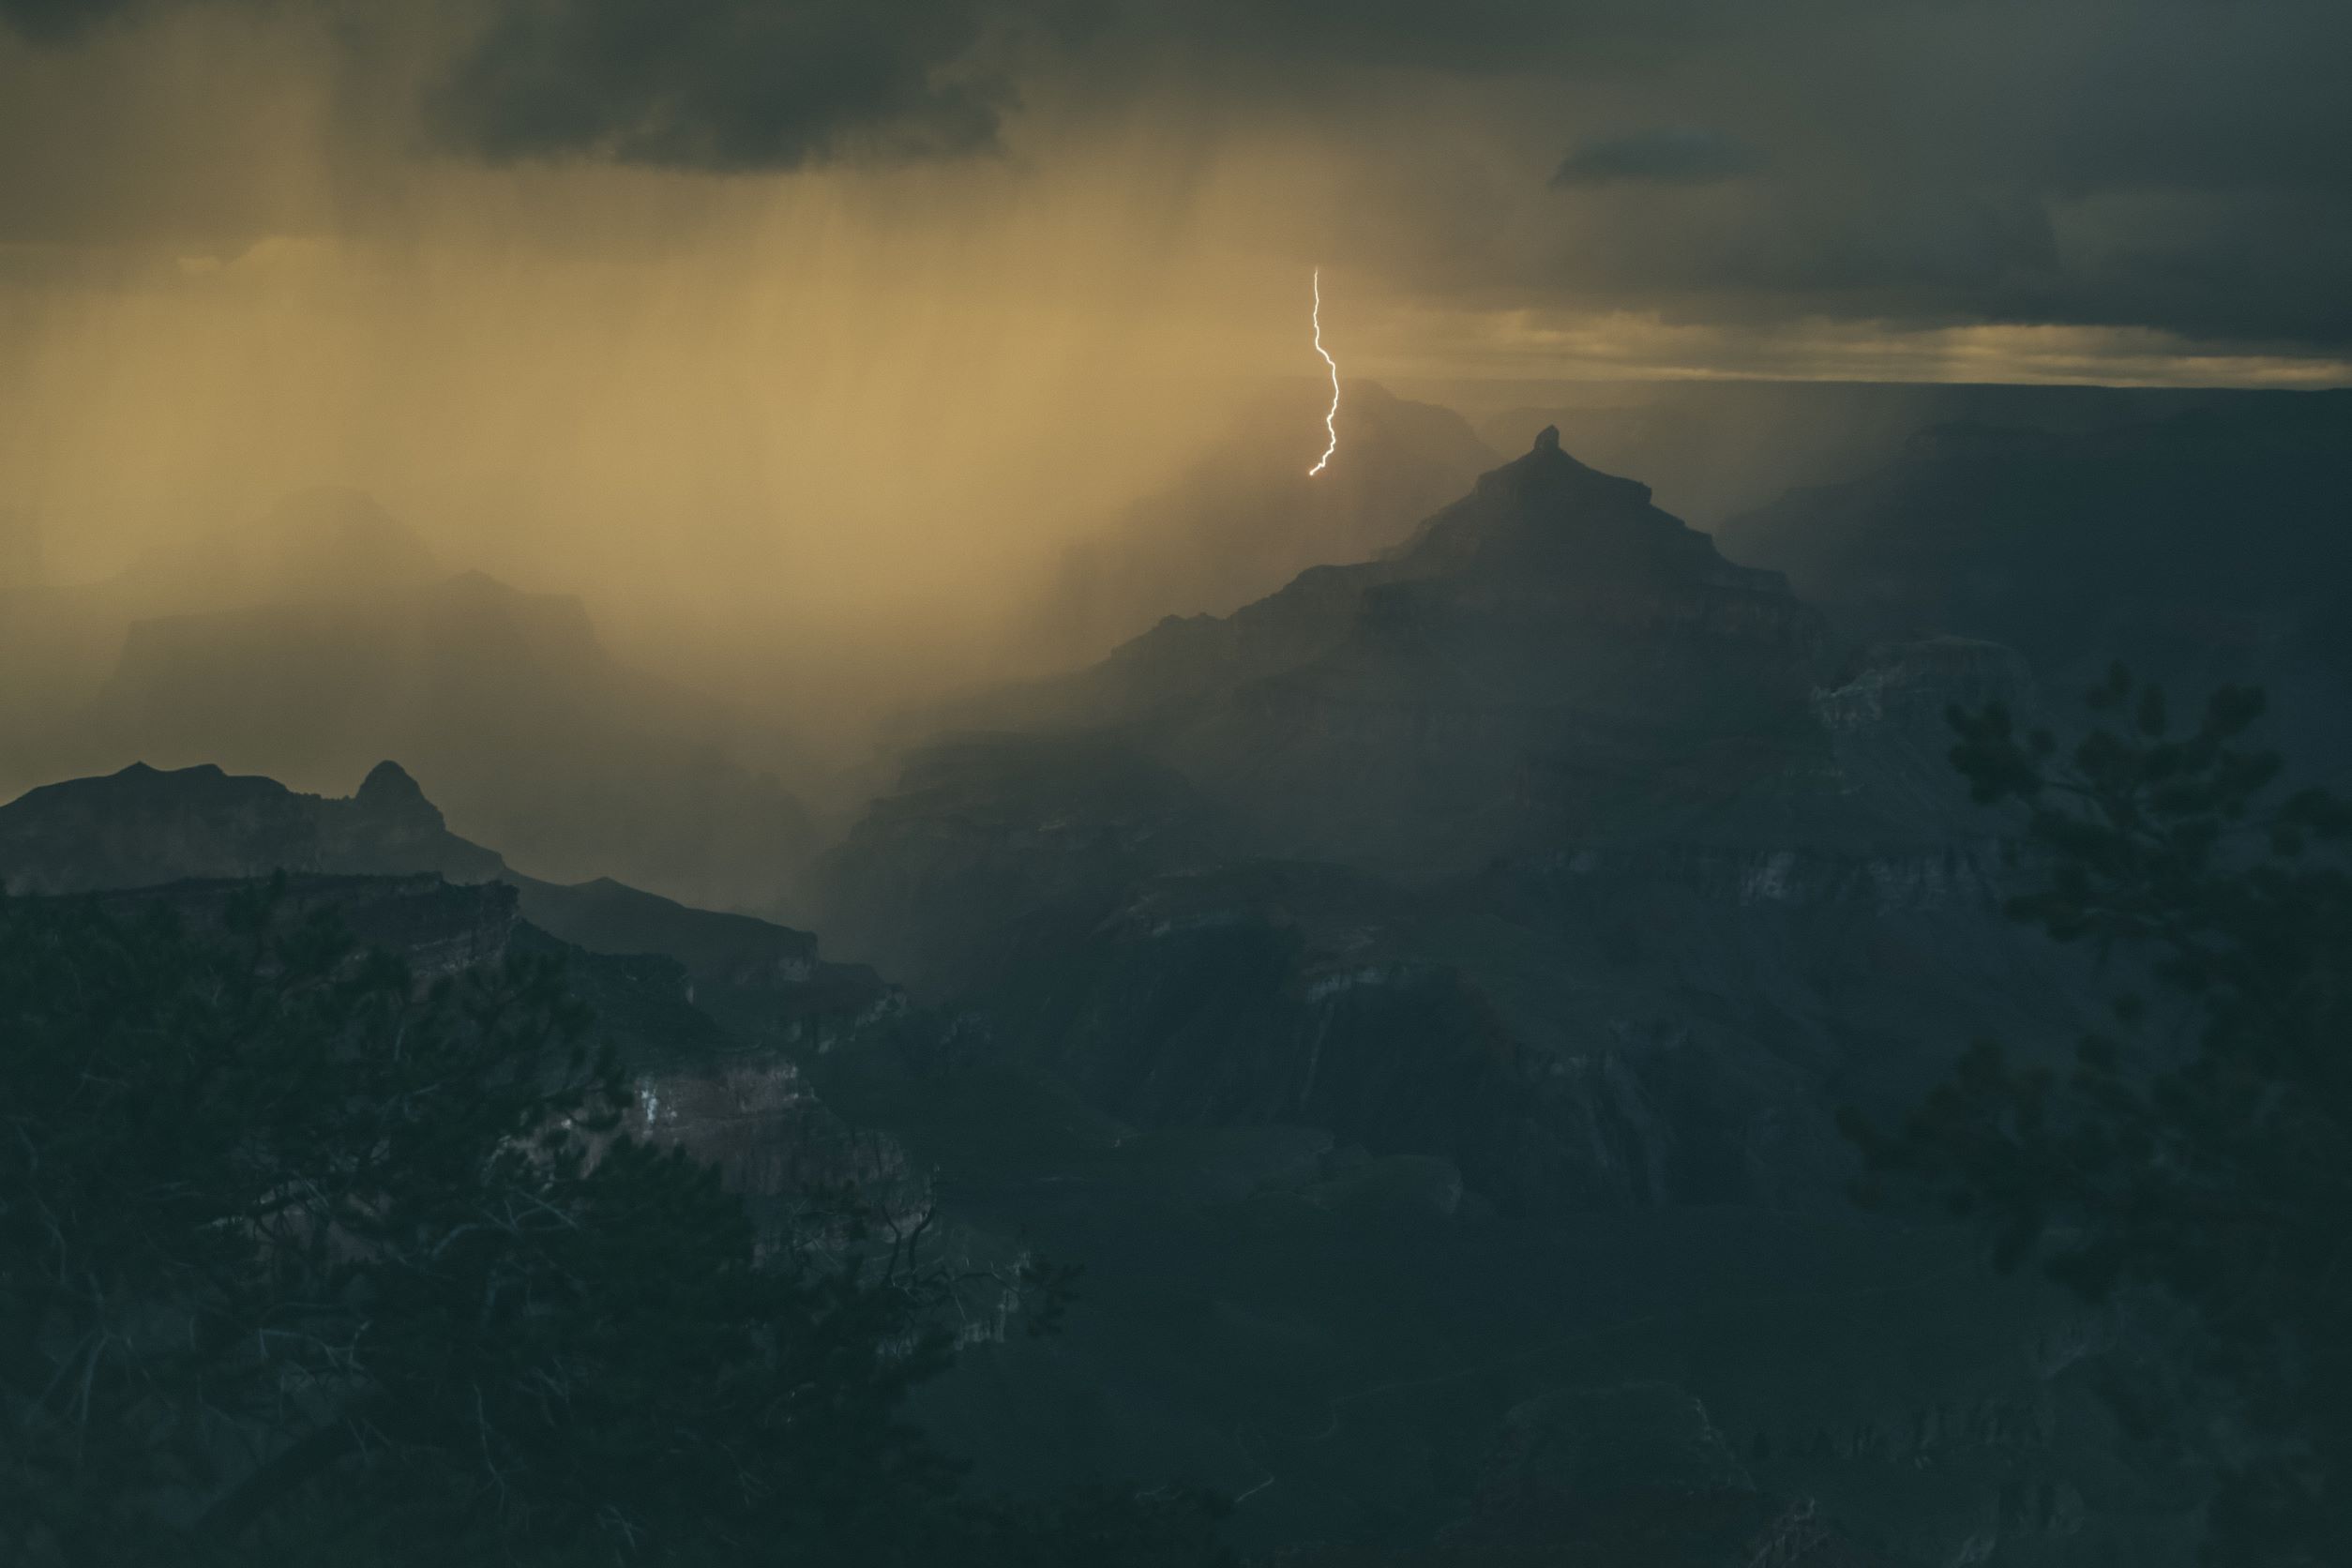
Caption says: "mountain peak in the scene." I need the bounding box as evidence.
[1468,426,1651,514]
[354,760,438,823]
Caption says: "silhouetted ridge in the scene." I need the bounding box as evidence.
[353,759,442,825]
[0,761,505,893]
[1393,426,1797,614]
[1454,420,1619,496]
[0,756,878,1000]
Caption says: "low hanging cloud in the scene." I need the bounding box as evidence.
[1551,127,1764,188]
[428,0,1029,170]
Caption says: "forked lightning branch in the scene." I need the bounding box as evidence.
[1309,267,1338,475]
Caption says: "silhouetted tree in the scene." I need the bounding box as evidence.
[1845,668,2352,1565]
[0,880,1227,1566]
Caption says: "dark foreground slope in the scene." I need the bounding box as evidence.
[4,745,2179,1563]
[0,771,920,1290]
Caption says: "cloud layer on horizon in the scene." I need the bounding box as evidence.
[3,0,2349,364]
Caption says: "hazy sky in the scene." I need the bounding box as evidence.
[3,0,2346,716]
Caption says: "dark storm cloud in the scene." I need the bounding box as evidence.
[0,0,129,39]
[0,0,146,41]
[1126,0,1667,71]
[1551,128,1763,188]
[427,0,1027,169]
[418,0,1689,169]
[0,0,1062,172]
[1526,173,2352,348]
[5,0,2352,357]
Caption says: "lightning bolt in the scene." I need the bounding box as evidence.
[1308,266,1338,476]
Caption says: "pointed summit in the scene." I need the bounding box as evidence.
[1462,421,1651,517]
[354,760,440,830]
[326,761,504,881]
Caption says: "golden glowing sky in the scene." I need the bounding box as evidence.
[2,0,2345,730]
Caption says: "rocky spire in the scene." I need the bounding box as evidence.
[353,760,443,832]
